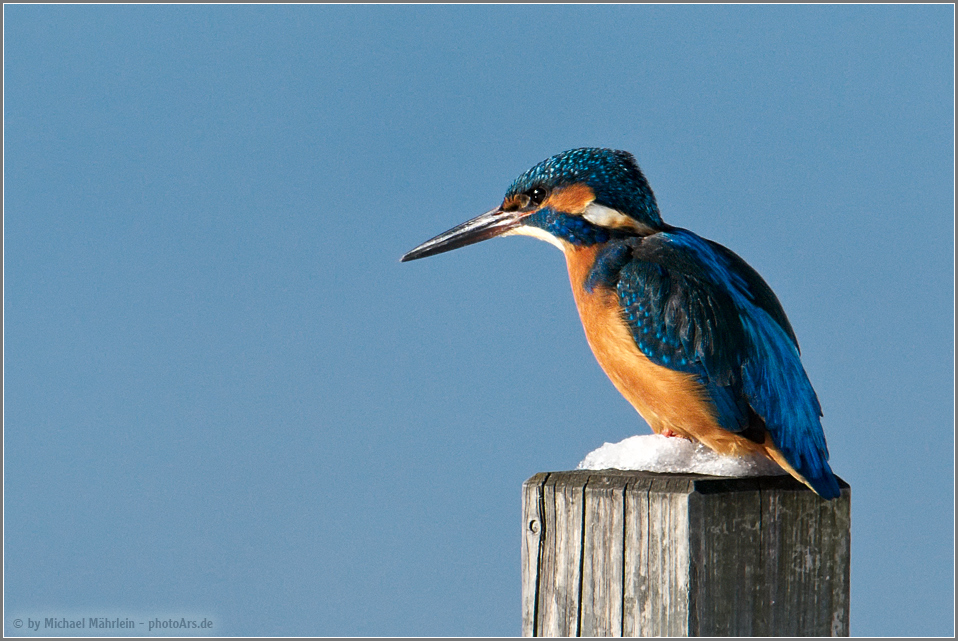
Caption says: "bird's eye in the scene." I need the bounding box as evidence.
[528,187,548,207]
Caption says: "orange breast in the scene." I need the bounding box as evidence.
[563,245,780,461]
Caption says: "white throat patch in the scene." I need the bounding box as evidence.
[503,225,569,252]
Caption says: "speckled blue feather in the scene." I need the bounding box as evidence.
[587,230,840,499]
[506,148,663,229]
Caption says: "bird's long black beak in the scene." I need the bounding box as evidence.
[401,207,523,262]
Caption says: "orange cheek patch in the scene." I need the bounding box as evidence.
[544,183,595,214]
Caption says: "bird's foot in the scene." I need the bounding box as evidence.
[661,428,679,438]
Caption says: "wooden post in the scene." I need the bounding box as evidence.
[521,471,850,637]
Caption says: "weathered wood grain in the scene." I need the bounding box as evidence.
[522,473,549,637]
[521,471,850,637]
[687,478,764,635]
[621,475,653,637]
[756,476,852,636]
[538,471,591,636]
[579,474,626,637]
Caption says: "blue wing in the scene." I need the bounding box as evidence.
[587,228,839,498]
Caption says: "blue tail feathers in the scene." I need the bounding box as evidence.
[742,309,840,499]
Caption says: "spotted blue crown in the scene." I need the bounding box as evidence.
[505,148,664,230]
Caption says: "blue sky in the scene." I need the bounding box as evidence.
[4,5,953,637]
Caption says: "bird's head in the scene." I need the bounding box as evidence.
[401,148,664,262]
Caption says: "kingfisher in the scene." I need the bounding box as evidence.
[401,148,840,499]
